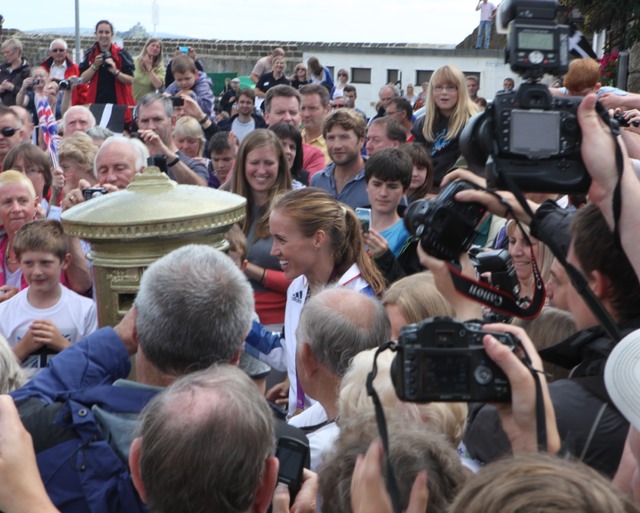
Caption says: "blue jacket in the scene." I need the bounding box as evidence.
[12,328,158,513]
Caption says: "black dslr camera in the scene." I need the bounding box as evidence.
[460,0,590,193]
[470,248,521,298]
[391,317,516,402]
[404,180,486,262]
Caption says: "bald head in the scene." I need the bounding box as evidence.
[296,286,390,376]
[63,106,96,137]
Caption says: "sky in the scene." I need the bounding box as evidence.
[1,0,482,45]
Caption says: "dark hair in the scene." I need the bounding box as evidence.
[3,143,52,199]
[238,87,256,102]
[307,57,323,75]
[269,122,304,183]
[571,204,640,323]
[207,131,232,155]
[170,54,197,74]
[369,117,406,144]
[400,143,434,201]
[388,97,413,121]
[13,219,68,262]
[95,20,114,34]
[364,147,412,189]
[343,85,357,95]
[300,83,331,107]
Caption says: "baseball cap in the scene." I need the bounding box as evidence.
[604,328,640,430]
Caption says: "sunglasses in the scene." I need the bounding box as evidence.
[51,48,66,53]
[0,127,17,137]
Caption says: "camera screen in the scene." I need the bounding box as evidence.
[420,354,470,395]
[510,110,560,157]
[518,30,555,51]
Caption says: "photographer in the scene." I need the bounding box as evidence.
[79,20,136,123]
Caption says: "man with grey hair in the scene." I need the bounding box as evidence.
[289,285,390,469]
[135,93,207,186]
[0,38,30,106]
[12,244,259,513]
[9,105,34,143]
[62,105,96,137]
[368,84,401,125]
[129,365,278,513]
[41,38,86,111]
[0,105,23,170]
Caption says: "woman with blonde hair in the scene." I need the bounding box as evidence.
[382,271,454,340]
[412,65,480,188]
[58,132,98,199]
[232,129,292,326]
[132,38,165,101]
[172,116,206,161]
[506,219,553,303]
[246,187,386,415]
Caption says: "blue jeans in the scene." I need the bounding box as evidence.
[477,20,491,49]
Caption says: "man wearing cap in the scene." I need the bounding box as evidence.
[11,245,274,513]
[220,76,241,115]
[217,87,267,143]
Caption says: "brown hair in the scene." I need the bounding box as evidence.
[563,58,600,94]
[13,219,68,262]
[272,188,385,296]
[231,129,292,239]
[3,143,52,199]
[449,453,639,513]
[170,54,197,75]
[323,108,366,140]
[401,142,434,201]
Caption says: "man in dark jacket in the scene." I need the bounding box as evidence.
[217,87,266,143]
[464,203,640,477]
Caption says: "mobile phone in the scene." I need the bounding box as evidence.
[275,436,309,505]
[178,46,189,53]
[355,207,371,232]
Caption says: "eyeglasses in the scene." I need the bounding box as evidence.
[433,85,457,93]
[0,127,17,137]
[338,73,347,77]
[51,48,66,53]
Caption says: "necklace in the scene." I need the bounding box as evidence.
[5,240,19,266]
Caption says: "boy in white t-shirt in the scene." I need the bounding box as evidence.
[0,220,97,369]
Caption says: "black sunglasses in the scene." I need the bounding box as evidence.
[0,127,17,137]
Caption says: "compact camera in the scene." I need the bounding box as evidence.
[391,317,516,402]
[82,187,108,201]
[31,79,41,86]
[404,180,486,262]
[460,0,591,193]
[613,112,640,128]
[470,248,521,298]
[59,77,81,91]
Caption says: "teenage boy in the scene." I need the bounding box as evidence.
[0,220,97,368]
[207,131,237,189]
[164,55,214,117]
[363,148,412,258]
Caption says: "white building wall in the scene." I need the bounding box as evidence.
[300,47,515,118]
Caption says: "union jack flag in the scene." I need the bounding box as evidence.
[35,94,60,168]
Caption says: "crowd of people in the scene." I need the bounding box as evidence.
[3,21,640,513]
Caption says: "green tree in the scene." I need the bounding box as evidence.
[566,0,640,50]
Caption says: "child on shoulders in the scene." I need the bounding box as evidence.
[164,54,214,117]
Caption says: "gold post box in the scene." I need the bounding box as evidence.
[61,166,246,328]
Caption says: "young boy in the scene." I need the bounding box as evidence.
[164,54,214,117]
[0,220,97,368]
[208,131,237,189]
[363,147,412,258]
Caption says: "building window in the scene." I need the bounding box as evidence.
[351,68,371,84]
[387,69,400,85]
[416,70,433,86]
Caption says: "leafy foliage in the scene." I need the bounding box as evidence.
[565,0,640,50]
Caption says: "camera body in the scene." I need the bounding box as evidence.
[404,180,486,261]
[460,0,591,193]
[391,317,515,403]
[82,187,108,201]
[470,248,521,298]
[59,77,81,91]
[31,79,41,87]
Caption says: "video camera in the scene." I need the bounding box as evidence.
[460,0,591,193]
[391,317,517,402]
